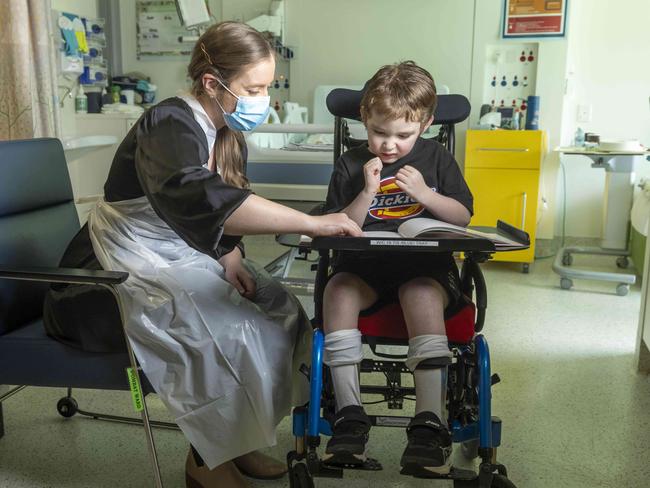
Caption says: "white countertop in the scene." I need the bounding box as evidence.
[556,146,649,156]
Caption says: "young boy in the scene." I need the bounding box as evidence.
[322,61,473,475]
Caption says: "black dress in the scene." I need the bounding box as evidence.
[44,97,251,352]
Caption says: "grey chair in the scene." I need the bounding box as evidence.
[0,138,165,487]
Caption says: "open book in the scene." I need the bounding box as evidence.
[362,218,528,251]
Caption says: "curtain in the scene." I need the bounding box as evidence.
[0,0,60,140]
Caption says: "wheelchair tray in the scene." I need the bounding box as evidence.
[309,235,495,253]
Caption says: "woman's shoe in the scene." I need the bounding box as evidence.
[185,449,249,488]
[233,450,288,480]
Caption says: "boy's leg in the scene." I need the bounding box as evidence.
[322,272,377,464]
[323,272,378,409]
[399,277,453,475]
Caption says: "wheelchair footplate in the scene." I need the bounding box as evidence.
[322,456,383,471]
[400,464,476,480]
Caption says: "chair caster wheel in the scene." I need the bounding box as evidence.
[560,277,573,290]
[490,473,518,487]
[56,397,78,418]
[562,253,573,266]
[616,256,629,269]
[522,263,530,274]
[616,283,629,296]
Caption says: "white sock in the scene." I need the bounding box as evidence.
[407,334,451,420]
[324,329,363,411]
[414,368,447,420]
[330,363,362,410]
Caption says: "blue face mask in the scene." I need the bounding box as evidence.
[214,79,270,131]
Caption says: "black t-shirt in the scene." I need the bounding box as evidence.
[325,137,473,231]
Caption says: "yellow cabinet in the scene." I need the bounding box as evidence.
[465,130,547,269]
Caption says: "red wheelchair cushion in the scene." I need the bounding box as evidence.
[357,301,476,344]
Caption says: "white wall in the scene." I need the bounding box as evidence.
[285,0,475,159]
[560,0,650,238]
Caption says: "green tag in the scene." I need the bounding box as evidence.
[126,367,144,412]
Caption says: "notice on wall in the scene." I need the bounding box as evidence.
[137,0,195,57]
[503,0,567,38]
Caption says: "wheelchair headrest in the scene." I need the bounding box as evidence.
[326,87,471,126]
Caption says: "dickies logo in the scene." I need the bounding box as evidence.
[368,176,430,220]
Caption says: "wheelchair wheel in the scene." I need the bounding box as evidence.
[56,397,78,418]
[460,439,479,460]
[289,463,314,488]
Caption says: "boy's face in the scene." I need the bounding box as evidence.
[365,112,432,164]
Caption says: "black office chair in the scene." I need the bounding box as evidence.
[0,138,166,487]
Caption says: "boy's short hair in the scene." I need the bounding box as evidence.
[360,61,437,124]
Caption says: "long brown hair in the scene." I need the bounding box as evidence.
[188,22,274,188]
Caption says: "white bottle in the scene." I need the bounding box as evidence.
[75,84,88,113]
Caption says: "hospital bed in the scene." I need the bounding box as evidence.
[246,85,364,201]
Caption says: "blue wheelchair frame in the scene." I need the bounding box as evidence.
[286,247,514,488]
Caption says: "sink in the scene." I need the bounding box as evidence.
[60,135,118,160]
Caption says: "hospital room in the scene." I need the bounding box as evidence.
[2,0,650,487]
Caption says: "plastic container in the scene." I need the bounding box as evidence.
[574,127,585,147]
[524,95,540,130]
[75,84,87,113]
[111,85,121,104]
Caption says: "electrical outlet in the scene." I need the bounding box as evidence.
[577,104,592,123]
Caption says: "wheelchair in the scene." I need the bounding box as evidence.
[283,88,519,488]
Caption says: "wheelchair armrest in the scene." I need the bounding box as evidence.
[460,258,487,332]
[0,266,128,286]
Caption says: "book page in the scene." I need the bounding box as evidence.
[397,218,469,238]
[363,231,402,238]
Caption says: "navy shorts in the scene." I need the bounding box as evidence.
[330,251,463,316]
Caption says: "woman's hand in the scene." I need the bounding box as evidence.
[395,165,430,202]
[219,247,256,299]
[363,157,383,195]
[308,213,363,237]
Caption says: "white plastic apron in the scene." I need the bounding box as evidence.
[87,196,310,469]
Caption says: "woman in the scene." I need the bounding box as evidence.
[44,22,360,488]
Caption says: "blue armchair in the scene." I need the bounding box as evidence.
[0,138,166,487]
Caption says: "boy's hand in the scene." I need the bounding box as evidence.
[395,165,430,202]
[363,157,383,195]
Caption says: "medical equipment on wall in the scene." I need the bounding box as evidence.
[176,0,211,28]
[482,43,538,128]
[55,11,86,77]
